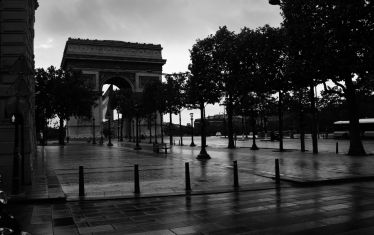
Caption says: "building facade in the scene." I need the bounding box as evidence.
[0,0,38,193]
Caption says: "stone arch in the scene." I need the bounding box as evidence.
[61,38,166,141]
[100,76,134,92]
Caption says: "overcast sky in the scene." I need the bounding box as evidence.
[35,0,282,124]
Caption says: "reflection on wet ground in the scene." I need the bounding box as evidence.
[28,137,374,200]
[12,182,374,234]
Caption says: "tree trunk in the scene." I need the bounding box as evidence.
[197,103,210,160]
[160,112,164,144]
[346,78,366,156]
[154,114,158,144]
[128,118,132,142]
[309,84,318,154]
[244,116,248,138]
[227,96,235,149]
[179,111,183,146]
[278,90,284,151]
[149,115,152,143]
[43,118,47,146]
[251,109,258,150]
[223,115,227,138]
[120,117,123,141]
[169,112,173,145]
[58,117,65,145]
[299,110,305,152]
[264,116,268,135]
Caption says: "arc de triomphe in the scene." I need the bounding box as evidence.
[61,38,166,141]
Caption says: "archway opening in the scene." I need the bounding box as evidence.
[101,77,133,143]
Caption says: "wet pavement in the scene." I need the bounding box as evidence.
[10,181,374,234]
[19,137,374,201]
[8,137,374,234]
[22,138,374,200]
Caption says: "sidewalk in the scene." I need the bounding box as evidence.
[10,181,374,234]
[14,138,374,201]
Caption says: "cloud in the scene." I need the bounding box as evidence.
[35,38,54,49]
[34,0,282,71]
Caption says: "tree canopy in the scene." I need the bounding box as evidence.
[34,66,98,145]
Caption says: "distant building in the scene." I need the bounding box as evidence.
[0,0,39,193]
[194,114,245,136]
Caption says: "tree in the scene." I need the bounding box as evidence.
[235,92,263,150]
[283,88,310,151]
[35,68,55,144]
[236,26,288,150]
[211,26,239,149]
[254,25,289,152]
[142,79,165,143]
[110,88,135,141]
[35,66,97,145]
[281,0,374,155]
[164,73,187,146]
[187,36,221,159]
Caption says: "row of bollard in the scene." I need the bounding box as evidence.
[78,159,282,197]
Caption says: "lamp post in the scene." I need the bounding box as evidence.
[11,114,20,194]
[132,119,135,142]
[196,108,210,160]
[116,110,121,142]
[119,113,123,142]
[92,117,96,144]
[134,104,141,150]
[189,113,195,147]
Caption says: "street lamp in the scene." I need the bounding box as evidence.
[249,92,259,150]
[92,117,96,145]
[119,113,123,142]
[11,114,20,194]
[189,113,195,147]
[134,104,141,150]
[117,110,120,142]
[132,119,135,142]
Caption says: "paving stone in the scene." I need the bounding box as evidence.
[78,224,114,234]
[127,229,175,235]
[53,217,75,227]
[10,141,374,234]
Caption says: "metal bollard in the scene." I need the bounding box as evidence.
[275,159,280,185]
[233,161,239,189]
[79,166,85,197]
[336,142,339,154]
[185,162,191,192]
[134,164,140,194]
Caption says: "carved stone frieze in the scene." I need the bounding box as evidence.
[66,44,162,60]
